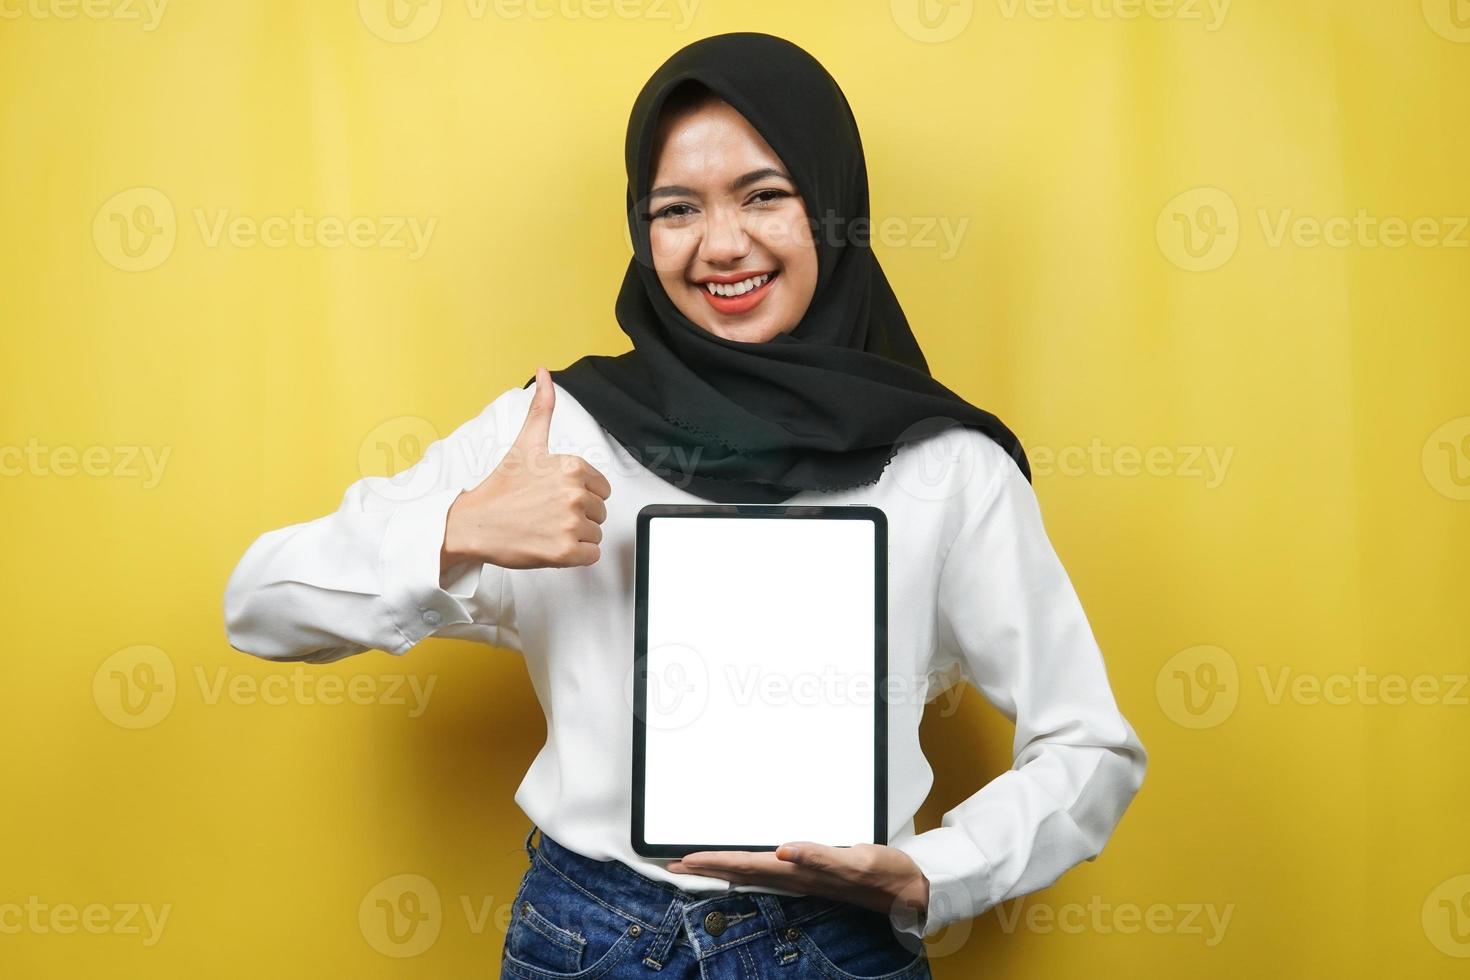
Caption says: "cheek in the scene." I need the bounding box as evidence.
[757,209,816,277]
[649,225,693,275]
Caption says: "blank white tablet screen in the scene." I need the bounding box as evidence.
[642,515,876,848]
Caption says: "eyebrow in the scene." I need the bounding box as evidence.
[649,167,794,200]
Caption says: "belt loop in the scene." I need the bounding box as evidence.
[754,894,800,962]
[640,897,686,971]
[523,824,540,861]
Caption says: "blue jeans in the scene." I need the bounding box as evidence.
[502,826,933,980]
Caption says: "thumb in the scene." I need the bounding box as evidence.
[514,365,555,451]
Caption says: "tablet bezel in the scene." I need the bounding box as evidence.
[630,503,888,858]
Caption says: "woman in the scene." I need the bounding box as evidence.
[224,32,1146,980]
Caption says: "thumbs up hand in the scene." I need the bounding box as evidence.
[441,365,613,572]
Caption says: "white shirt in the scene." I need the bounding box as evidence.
[223,381,1146,939]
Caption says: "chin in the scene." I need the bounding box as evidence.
[710,317,788,343]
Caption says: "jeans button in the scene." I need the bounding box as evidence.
[703,910,727,937]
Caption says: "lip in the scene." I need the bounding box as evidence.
[696,271,779,315]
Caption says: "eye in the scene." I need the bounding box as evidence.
[747,189,792,206]
[651,203,698,221]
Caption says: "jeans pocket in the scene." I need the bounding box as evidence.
[793,902,929,980]
[502,860,642,980]
[509,898,587,974]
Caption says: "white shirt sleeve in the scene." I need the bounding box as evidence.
[222,388,526,663]
[890,440,1147,939]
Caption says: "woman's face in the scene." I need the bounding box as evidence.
[646,97,818,343]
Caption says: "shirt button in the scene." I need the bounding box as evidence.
[703,910,727,937]
[421,610,442,627]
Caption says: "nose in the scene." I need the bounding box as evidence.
[697,202,752,266]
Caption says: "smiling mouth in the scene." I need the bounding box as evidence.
[696,271,779,314]
[701,272,775,296]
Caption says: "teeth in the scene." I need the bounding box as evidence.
[705,273,772,297]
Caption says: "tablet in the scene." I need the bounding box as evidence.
[631,503,888,857]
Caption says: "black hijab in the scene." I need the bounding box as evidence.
[534,31,1030,504]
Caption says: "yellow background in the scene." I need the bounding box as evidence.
[2,0,1468,976]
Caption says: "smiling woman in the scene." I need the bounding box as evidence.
[644,81,819,342]
[222,28,1146,980]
